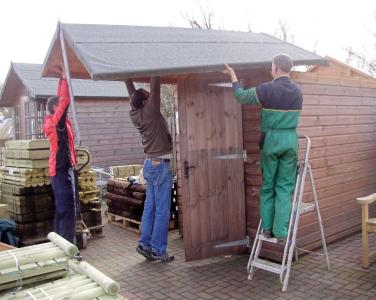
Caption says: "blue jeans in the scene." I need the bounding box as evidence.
[51,168,76,243]
[139,159,173,255]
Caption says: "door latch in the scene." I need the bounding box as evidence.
[184,160,195,179]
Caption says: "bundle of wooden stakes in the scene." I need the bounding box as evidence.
[3,260,124,300]
[0,232,78,292]
[0,233,124,299]
[0,140,54,245]
[76,148,103,238]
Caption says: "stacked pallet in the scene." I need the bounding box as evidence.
[76,148,103,237]
[110,164,143,179]
[0,232,78,292]
[0,140,54,245]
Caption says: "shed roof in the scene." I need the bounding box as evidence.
[0,63,129,106]
[308,56,376,80]
[42,23,327,81]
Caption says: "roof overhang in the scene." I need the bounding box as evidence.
[42,23,328,81]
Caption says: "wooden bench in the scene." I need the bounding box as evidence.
[356,193,376,268]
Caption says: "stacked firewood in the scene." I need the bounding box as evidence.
[0,140,54,245]
[106,179,146,221]
[105,165,179,230]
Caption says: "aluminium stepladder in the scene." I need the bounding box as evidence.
[247,135,331,291]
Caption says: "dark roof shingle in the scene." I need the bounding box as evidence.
[13,63,129,98]
[42,23,327,80]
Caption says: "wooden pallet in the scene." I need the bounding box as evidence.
[107,212,141,233]
[107,212,177,233]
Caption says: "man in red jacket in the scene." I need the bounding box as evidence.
[43,77,77,243]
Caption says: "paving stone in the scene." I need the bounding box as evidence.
[81,221,376,300]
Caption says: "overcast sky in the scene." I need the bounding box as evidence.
[0,0,375,82]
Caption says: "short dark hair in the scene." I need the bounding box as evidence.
[47,96,59,114]
[273,54,293,73]
[130,88,149,110]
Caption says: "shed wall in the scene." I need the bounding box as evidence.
[74,99,145,169]
[244,74,376,254]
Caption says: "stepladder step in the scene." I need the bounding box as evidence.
[299,202,315,214]
[251,258,287,274]
[258,234,279,244]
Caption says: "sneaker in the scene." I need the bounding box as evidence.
[262,230,272,239]
[151,252,175,262]
[136,245,154,260]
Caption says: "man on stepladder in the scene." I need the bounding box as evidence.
[125,77,174,262]
[223,54,303,241]
[44,67,78,243]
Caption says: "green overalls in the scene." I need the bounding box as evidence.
[233,76,303,238]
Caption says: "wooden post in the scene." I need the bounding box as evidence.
[361,204,369,268]
[59,22,82,145]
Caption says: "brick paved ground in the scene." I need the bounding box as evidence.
[81,222,375,300]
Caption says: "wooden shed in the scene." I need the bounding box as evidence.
[0,63,144,169]
[42,23,376,261]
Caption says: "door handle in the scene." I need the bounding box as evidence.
[184,160,195,179]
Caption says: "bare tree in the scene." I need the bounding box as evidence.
[274,19,295,43]
[345,15,376,75]
[181,3,216,30]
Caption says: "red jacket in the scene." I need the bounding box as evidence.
[43,78,77,176]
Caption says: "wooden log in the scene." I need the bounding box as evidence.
[47,232,79,256]
[5,139,50,150]
[82,208,102,228]
[4,149,50,160]
[79,261,120,296]
[3,158,49,169]
[2,192,54,214]
[132,192,146,201]
[0,183,52,196]
[0,174,48,187]
[105,193,144,206]
[15,220,53,241]
[0,269,67,293]
[9,210,54,224]
[0,166,48,177]
[0,247,66,270]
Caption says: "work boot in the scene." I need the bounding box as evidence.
[276,237,287,244]
[136,245,154,261]
[151,251,175,262]
[262,230,272,239]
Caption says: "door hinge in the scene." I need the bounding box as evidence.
[215,236,250,249]
[213,150,247,162]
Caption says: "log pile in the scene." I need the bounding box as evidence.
[0,140,54,245]
[105,166,179,230]
[0,232,78,292]
[106,179,146,221]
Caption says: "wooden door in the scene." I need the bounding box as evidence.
[178,79,246,261]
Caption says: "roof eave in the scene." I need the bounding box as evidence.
[92,58,328,81]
